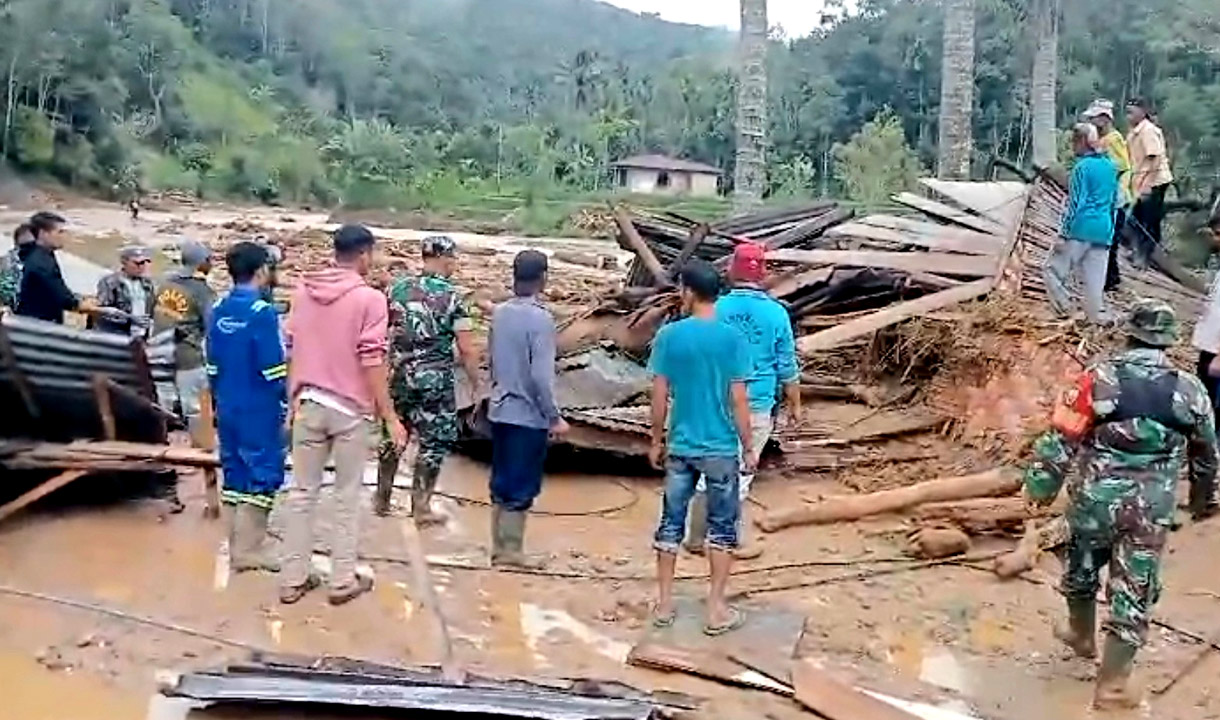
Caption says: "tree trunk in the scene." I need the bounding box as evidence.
[734,0,768,212]
[4,51,19,158]
[1030,0,1060,167]
[936,0,975,180]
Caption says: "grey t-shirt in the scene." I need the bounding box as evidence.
[488,296,561,430]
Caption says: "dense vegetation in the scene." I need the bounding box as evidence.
[1,0,1217,223]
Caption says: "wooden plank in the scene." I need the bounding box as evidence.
[0,470,90,523]
[893,192,1003,235]
[768,267,834,299]
[627,641,792,694]
[197,387,221,520]
[103,378,179,425]
[797,279,992,355]
[857,214,1002,248]
[919,179,1028,228]
[92,374,117,440]
[826,222,999,256]
[792,658,922,720]
[669,223,709,277]
[13,441,219,468]
[768,249,994,278]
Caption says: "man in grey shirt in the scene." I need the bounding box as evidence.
[487,250,569,568]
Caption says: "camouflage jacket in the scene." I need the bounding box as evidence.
[91,271,156,337]
[1025,348,1219,533]
[387,273,472,373]
[153,271,216,370]
[0,246,23,309]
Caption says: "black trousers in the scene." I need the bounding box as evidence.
[1104,207,1127,290]
[1130,184,1168,265]
[1198,352,1219,424]
[489,421,550,512]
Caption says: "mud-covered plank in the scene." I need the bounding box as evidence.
[768,249,994,278]
[792,659,922,720]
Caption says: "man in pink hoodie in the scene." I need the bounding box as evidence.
[280,224,407,606]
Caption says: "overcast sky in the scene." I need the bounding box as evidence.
[600,0,825,38]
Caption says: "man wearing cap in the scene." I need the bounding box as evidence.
[1083,99,1133,290]
[376,236,481,523]
[486,250,568,568]
[92,245,156,337]
[154,240,219,513]
[684,242,799,560]
[1126,98,1174,268]
[1024,299,1217,709]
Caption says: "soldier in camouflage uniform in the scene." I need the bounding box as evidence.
[376,236,481,524]
[1024,299,1218,709]
[0,223,34,310]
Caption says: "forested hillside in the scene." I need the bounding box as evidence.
[1,0,1217,214]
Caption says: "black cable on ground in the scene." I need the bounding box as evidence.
[0,585,264,652]
[431,476,641,517]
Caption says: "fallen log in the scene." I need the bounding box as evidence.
[911,494,1068,533]
[612,206,668,285]
[758,468,1020,533]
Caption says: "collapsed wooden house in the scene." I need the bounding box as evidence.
[546,175,1206,459]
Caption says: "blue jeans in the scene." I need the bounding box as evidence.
[654,455,740,553]
[490,422,550,511]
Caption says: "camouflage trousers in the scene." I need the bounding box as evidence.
[381,367,459,487]
[1061,527,1166,648]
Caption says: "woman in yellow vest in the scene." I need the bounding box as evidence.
[1083,99,1132,290]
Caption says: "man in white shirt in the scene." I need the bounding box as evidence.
[1194,214,1220,417]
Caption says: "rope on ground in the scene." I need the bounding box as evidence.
[432,477,641,517]
[743,550,1009,596]
[0,585,264,652]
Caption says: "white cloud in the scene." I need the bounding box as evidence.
[600,0,825,38]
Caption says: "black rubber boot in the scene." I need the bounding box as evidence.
[1093,634,1141,710]
[411,461,444,526]
[491,509,546,569]
[374,449,400,516]
[1053,599,1097,658]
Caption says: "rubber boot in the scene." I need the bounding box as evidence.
[734,503,764,560]
[684,493,708,555]
[411,462,445,527]
[374,450,399,517]
[1093,634,1142,710]
[491,509,546,569]
[1053,599,1098,658]
[231,504,280,574]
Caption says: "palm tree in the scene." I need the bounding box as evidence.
[1030,0,1059,167]
[734,0,768,212]
[936,0,975,179]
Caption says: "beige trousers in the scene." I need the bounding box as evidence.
[281,400,373,592]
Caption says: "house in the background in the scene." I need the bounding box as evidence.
[611,154,721,197]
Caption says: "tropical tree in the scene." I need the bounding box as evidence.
[1030,0,1060,167]
[734,0,768,211]
[937,0,975,179]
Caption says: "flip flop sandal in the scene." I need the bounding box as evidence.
[703,606,746,637]
[328,573,374,606]
[651,606,677,629]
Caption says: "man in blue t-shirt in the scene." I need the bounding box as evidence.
[685,242,800,560]
[648,260,752,636]
[1045,122,1119,324]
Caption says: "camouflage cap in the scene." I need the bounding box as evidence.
[1126,298,1178,347]
[421,235,457,258]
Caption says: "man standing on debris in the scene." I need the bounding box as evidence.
[375,236,480,522]
[1126,97,1174,269]
[281,224,404,605]
[1082,100,1133,291]
[92,245,156,338]
[1044,123,1119,324]
[207,242,286,572]
[650,259,752,636]
[0,223,35,310]
[16,212,96,324]
[1024,299,1217,709]
[684,242,798,560]
[155,240,218,511]
[486,250,567,568]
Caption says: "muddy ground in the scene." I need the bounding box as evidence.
[1,199,1219,720]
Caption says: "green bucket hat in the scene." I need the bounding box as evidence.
[1126,298,1178,347]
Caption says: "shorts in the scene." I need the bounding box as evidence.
[696,411,773,498]
[654,455,740,553]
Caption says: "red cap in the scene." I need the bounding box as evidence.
[729,241,766,283]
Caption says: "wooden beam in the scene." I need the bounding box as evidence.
[797,279,992,355]
[0,470,90,523]
[92,374,117,440]
[197,386,221,520]
[826,221,1000,256]
[768,249,994,279]
[857,214,1002,247]
[612,206,668,285]
[792,658,922,720]
[892,192,1003,235]
[102,377,178,426]
[669,223,709,277]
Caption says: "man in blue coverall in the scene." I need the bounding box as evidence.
[207,241,287,574]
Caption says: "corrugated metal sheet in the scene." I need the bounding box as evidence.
[0,314,167,444]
